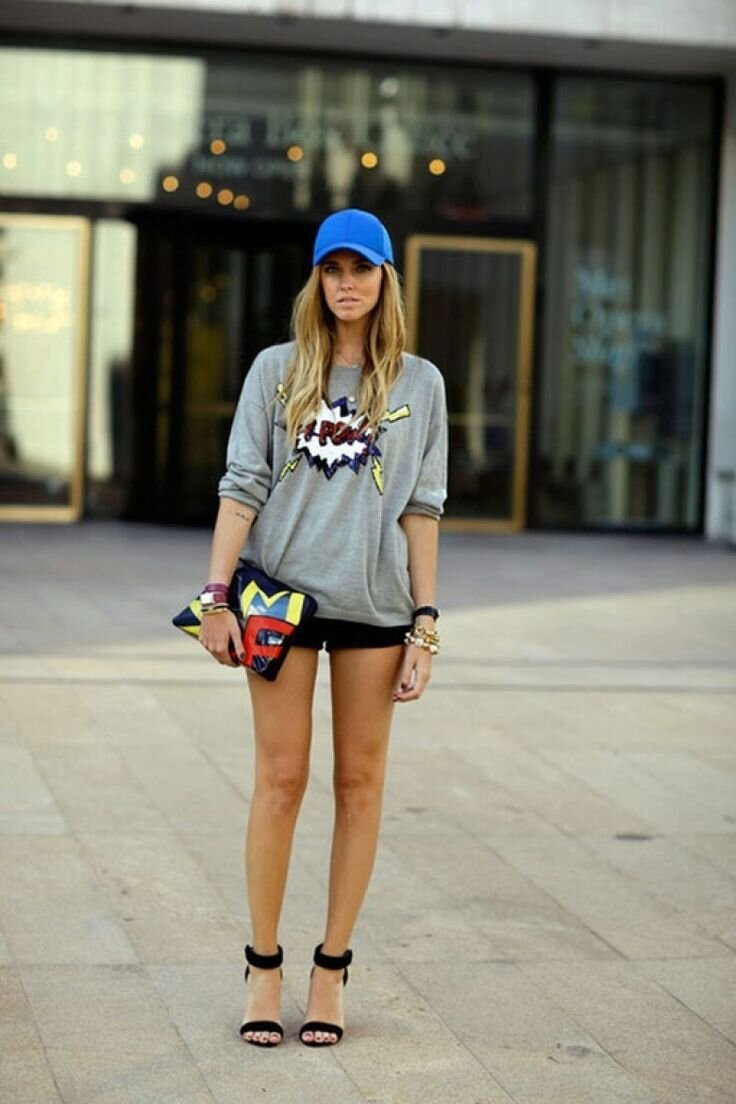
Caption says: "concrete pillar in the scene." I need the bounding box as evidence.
[706,72,736,543]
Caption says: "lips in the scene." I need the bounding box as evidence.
[337,298,360,305]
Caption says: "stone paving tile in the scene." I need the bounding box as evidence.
[0,746,68,836]
[149,685,253,794]
[0,837,137,965]
[77,832,243,964]
[489,833,726,960]
[383,745,558,837]
[113,734,248,835]
[579,833,736,949]
[402,961,655,1104]
[0,683,184,749]
[0,925,13,964]
[28,741,171,835]
[521,959,736,1104]
[21,965,217,1104]
[453,740,656,837]
[625,749,736,821]
[0,967,63,1104]
[378,834,617,962]
[330,963,516,1104]
[681,832,736,880]
[0,688,22,743]
[540,746,735,835]
[638,957,736,1045]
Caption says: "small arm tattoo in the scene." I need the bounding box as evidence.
[235,510,251,522]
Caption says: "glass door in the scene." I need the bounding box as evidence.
[0,214,90,521]
[130,216,312,524]
[405,235,536,531]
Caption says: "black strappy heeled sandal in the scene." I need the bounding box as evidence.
[298,942,353,1047]
[239,943,284,1047]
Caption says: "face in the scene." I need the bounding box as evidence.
[319,249,384,323]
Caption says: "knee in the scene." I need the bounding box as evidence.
[256,763,308,812]
[333,764,384,816]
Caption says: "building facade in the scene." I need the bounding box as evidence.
[1,0,735,537]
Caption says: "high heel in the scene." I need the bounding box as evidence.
[298,942,352,1047]
[239,943,284,1047]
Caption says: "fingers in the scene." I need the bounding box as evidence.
[392,647,431,702]
[199,614,243,667]
[229,625,246,666]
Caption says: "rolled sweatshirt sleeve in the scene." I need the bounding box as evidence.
[217,354,273,516]
[402,366,448,520]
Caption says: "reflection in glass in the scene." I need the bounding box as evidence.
[0,215,89,518]
[87,221,137,515]
[538,77,717,528]
[408,240,534,525]
[0,46,534,221]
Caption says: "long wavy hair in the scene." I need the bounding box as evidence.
[281,262,406,445]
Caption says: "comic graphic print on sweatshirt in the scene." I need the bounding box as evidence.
[278,391,412,495]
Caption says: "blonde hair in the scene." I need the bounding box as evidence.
[282,262,406,445]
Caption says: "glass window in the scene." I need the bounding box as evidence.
[536,77,717,528]
[0,46,534,221]
[0,215,89,519]
[407,237,535,527]
[86,220,137,515]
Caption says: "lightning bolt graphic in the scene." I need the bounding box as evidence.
[371,456,385,495]
[382,404,411,423]
[278,455,302,482]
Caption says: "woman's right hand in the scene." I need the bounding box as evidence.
[199,610,245,667]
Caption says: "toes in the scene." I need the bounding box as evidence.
[243,1028,281,1045]
[313,1030,337,1044]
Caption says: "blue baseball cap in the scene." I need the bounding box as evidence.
[313,208,394,267]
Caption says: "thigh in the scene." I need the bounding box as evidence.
[245,645,319,771]
[328,646,404,769]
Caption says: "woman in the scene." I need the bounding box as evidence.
[199,208,448,1048]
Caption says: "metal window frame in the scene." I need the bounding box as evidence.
[405,233,536,532]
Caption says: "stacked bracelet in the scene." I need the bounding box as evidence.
[199,584,230,615]
[404,624,441,655]
[202,582,229,599]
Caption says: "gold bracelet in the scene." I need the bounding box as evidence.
[403,629,440,655]
[411,624,440,644]
[201,605,230,615]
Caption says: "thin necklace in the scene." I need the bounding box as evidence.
[333,350,363,367]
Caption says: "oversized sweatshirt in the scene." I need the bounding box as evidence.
[217,341,448,626]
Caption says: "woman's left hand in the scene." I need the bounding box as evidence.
[392,643,432,702]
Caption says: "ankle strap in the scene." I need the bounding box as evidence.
[313,942,353,970]
[244,943,283,969]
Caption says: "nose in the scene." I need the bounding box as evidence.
[338,271,354,290]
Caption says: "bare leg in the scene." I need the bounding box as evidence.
[242,645,319,1044]
[301,644,402,1044]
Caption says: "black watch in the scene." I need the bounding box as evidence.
[412,605,440,621]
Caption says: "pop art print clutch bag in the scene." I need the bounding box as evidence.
[172,560,318,682]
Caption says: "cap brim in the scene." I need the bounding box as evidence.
[314,241,388,266]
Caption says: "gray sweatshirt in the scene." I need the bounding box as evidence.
[218,341,448,626]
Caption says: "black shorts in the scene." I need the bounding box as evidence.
[292,617,412,652]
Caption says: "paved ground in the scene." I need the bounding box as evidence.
[1,521,736,1104]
